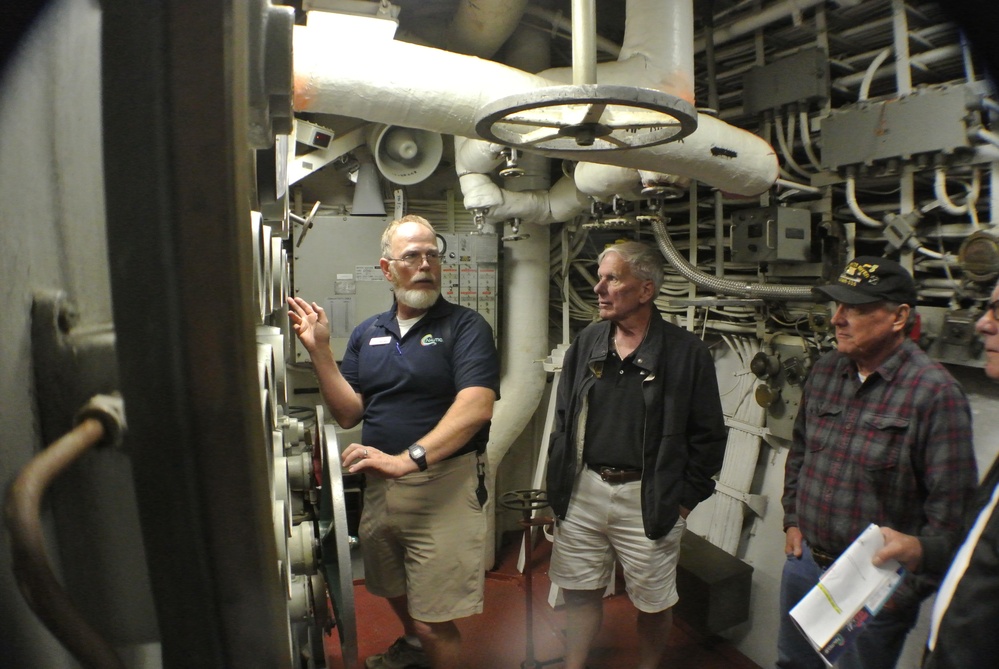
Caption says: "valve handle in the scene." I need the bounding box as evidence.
[499,488,550,512]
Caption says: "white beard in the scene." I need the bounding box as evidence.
[389,266,440,310]
[394,285,440,310]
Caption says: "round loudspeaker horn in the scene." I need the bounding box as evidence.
[368,123,443,185]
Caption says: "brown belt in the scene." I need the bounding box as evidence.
[809,545,840,569]
[587,464,642,484]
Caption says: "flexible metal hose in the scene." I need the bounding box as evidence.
[650,215,816,300]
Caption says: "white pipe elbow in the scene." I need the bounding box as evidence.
[549,175,594,222]
[458,173,504,212]
[458,172,589,225]
[454,136,506,176]
[573,163,645,201]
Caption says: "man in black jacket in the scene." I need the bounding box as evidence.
[874,278,999,669]
[545,241,727,669]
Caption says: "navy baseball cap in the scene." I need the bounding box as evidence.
[813,256,918,306]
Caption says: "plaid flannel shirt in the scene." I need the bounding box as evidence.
[783,339,978,602]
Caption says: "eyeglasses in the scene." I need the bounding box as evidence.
[386,251,442,267]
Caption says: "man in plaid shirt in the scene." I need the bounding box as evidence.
[777,256,979,669]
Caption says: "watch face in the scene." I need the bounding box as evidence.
[409,444,427,470]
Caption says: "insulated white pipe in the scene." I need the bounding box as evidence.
[446,12,556,568]
[538,0,695,105]
[485,220,550,522]
[445,0,529,58]
[572,162,645,201]
[693,0,826,52]
[294,16,778,195]
[457,172,590,224]
[454,137,506,176]
[557,0,708,206]
[548,113,777,197]
[522,5,622,59]
[448,0,744,226]
[472,152,556,570]
[452,0,716,225]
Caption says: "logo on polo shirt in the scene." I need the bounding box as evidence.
[421,334,444,346]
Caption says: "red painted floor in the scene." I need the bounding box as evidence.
[325,533,761,669]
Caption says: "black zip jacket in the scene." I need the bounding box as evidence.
[921,456,999,669]
[546,309,727,539]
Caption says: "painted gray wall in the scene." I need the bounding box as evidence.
[1,1,107,666]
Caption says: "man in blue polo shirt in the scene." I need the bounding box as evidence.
[288,214,499,669]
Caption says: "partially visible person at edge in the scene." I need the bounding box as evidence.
[287,214,499,669]
[873,277,999,669]
[545,241,727,669]
[778,256,978,669]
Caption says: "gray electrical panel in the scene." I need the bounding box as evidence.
[742,47,830,115]
[292,215,499,361]
[439,232,499,332]
[731,206,813,263]
[820,83,975,170]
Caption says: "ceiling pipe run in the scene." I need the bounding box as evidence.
[537,0,695,104]
[454,136,592,223]
[693,0,828,53]
[444,20,556,569]
[443,0,776,230]
[444,0,530,58]
[553,0,697,204]
[293,3,778,196]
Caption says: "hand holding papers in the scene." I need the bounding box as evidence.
[790,524,905,667]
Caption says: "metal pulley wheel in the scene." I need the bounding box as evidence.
[315,405,358,669]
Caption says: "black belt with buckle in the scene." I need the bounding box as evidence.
[810,545,840,569]
[587,463,642,484]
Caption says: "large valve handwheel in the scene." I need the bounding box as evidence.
[500,489,551,513]
[475,85,697,153]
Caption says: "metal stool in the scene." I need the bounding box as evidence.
[499,489,563,669]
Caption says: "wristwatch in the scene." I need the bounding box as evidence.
[408,443,428,471]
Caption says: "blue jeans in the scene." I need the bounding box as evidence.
[777,543,921,669]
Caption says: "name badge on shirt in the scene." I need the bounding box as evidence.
[369,336,392,346]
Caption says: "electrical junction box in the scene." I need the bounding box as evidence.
[926,306,988,368]
[742,47,830,116]
[820,83,977,171]
[731,206,813,263]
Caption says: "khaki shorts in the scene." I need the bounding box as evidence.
[548,466,685,613]
[359,451,486,623]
